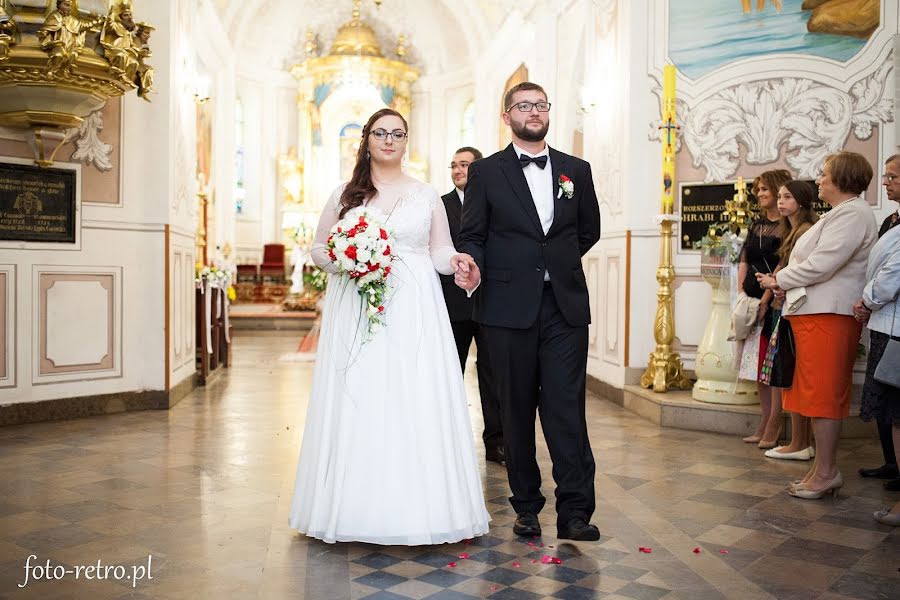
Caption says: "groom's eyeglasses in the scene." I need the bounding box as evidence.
[370,129,408,141]
[506,101,551,113]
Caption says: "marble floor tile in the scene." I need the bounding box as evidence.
[0,332,896,600]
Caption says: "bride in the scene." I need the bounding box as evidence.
[288,108,490,545]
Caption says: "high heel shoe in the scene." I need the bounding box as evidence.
[789,473,843,499]
[742,434,763,443]
[873,509,900,526]
[758,426,783,450]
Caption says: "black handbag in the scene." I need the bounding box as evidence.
[760,314,795,388]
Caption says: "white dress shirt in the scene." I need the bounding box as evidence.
[455,188,464,204]
[513,142,553,235]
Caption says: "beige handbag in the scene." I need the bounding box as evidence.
[784,286,807,315]
[730,293,761,341]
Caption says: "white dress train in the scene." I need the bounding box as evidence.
[288,178,490,545]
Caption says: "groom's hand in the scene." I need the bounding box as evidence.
[451,254,480,291]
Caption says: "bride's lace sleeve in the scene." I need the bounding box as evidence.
[428,188,457,275]
[311,185,344,274]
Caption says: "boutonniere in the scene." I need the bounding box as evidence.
[558,174,574,199]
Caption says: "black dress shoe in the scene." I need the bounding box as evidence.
[557,518,600,541]
[513,512,541,537]
[858,464,900,479]
[885,478,900,491]
[485,446,506,464]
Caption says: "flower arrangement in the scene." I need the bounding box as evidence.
[195,264,230,287]
[694,229,744,263]
[303,267,328,293]
[195,264,235,300]
[558,174,574,199]
[327,212,396,338]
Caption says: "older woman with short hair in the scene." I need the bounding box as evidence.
[758,151,878,499]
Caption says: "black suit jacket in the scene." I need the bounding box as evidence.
[458,144,601,329]
[440,189,474,322]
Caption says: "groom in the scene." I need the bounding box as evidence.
[455,82,602,540]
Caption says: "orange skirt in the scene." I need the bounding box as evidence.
[782,314,861,419]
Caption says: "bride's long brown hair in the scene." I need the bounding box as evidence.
[339,108,409,219]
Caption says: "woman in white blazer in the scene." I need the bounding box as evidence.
[758,151,878,500]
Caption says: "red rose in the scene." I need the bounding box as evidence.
[359,216,367,225]
[378,306,384,312]
[368,262,380,272]
[336,227,342,233]
[384,266,391,275]
[560,175,571,183]
[345,246,357,260]
[383,245,391,256]
[380,229,388,240]
[328,249,336,261]
[347,227,357,238]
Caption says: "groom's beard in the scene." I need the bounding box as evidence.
[511,120,549,143]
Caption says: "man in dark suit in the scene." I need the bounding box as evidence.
[440,146,505,465]
[455,82,602,541]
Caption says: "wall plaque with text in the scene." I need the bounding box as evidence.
[679,181,748,251]
[680,179,831,251]
[0,162,77,243]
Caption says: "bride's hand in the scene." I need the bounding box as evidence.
[451,254,480,291]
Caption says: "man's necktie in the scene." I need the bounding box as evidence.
[519,155,548,169]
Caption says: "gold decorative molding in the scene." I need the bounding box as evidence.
[289,0,419,118]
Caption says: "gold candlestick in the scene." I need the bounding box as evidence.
[641,65,692,393]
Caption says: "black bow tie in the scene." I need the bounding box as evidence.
[519,154,548,169]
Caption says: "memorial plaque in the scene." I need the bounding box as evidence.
[680,179,831,250]
[0,162,77,243]
[679,181,751,251]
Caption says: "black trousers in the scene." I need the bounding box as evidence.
[450,319,503,449]
[483,285,596,526]
[878,420,897,466]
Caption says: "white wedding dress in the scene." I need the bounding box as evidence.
[288,177,490,545]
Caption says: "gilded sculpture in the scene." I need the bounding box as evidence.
[132,22,155,100]
[100,3,138,83]
[0,7,17,62]
[0,1,162,164]
[37,0,105,74]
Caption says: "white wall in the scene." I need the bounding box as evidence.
[0,0,245,407]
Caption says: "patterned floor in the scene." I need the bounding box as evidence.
[0,332,897,600]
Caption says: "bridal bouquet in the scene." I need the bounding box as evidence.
[327,212,396,337]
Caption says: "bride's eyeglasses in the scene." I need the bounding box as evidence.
[370,128,408,141]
